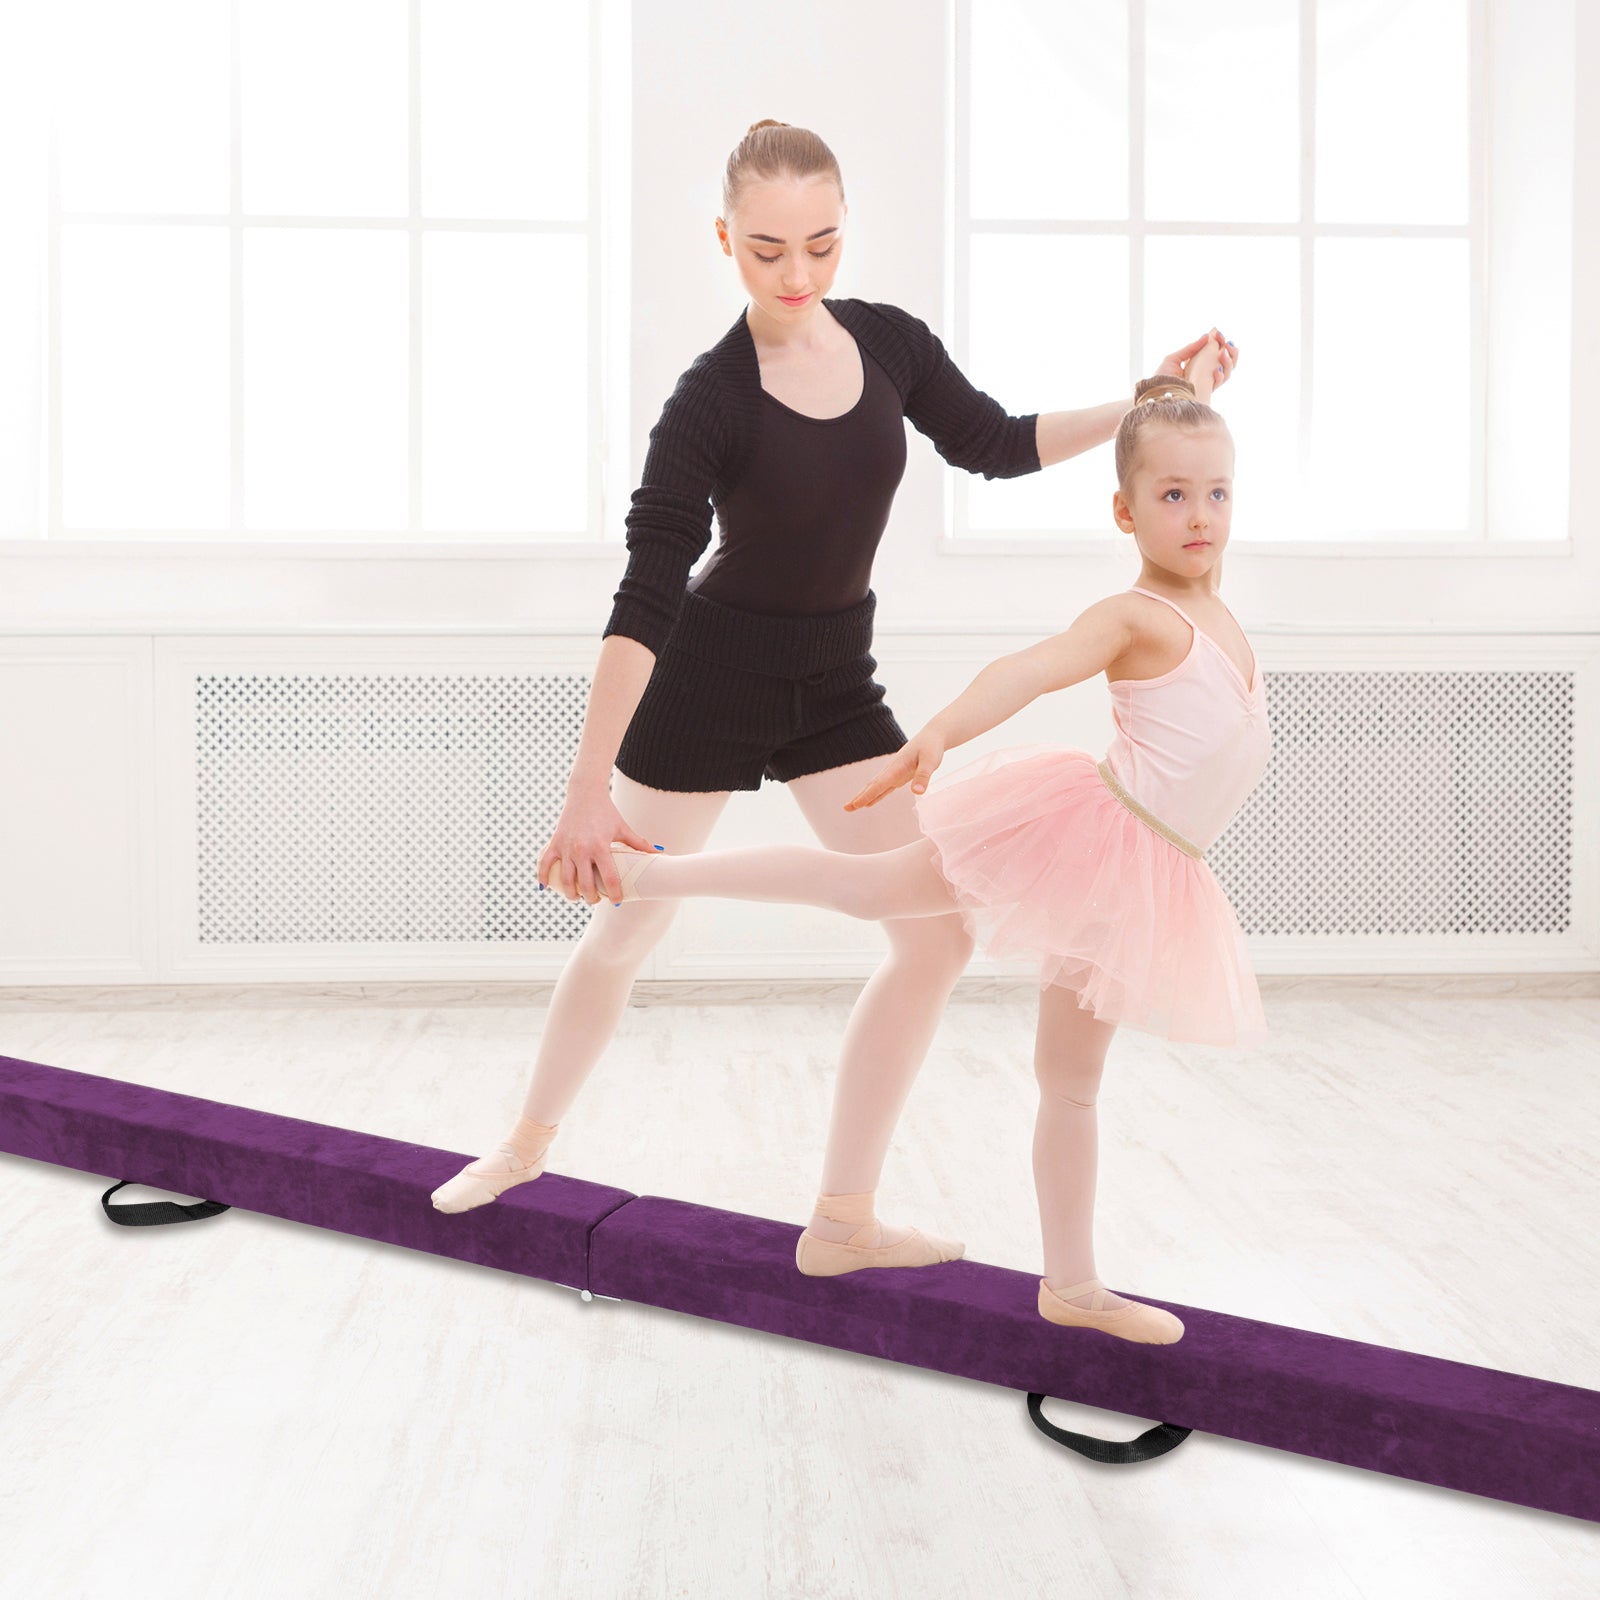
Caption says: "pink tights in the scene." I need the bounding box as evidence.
[628,835,1124,1307]
[519,765,972,1247]
[510,762,1123,1309]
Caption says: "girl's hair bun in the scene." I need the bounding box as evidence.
[1115,373,1227,489]
[1133,374,1197,406]
[747,118,789,134]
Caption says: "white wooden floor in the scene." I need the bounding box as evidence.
[2,979,1597,1600]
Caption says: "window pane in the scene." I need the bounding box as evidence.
[1486,3,1572,542]
[1312,238,1469,534]
[1145,0,1298,222]
[55,0,229,214]
[422,234,587,533]
[967,235,1128,532]
[1145,236,1300,539]
[1317,0,1468,224]
[421,0,588,220]
[969,0,1127,220]
[60,224,229,529]
[243,229,408,530]
[240,0,407,216]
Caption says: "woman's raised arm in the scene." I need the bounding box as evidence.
[880,303,1237,475]
[1033,328,1237,467]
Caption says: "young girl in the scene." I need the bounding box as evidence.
[556,346,1269,1345]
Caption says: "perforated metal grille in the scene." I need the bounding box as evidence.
[1210,671,1574,937]
[195,667,1576,948]
[195,673,596,943]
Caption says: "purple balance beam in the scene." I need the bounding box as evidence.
[0,1051,630,1290]
[2,1052,1596,1521]
[590,1196,1600,1516]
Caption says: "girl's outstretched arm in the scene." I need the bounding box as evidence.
[922,598,1134,750]
[838,600,1135,814]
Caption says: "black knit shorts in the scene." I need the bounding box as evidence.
[614,586,909,793]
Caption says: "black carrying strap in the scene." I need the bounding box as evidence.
[100,1179,230,1228]
[1026,1392,1191,1464]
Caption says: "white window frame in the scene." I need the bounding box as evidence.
[38,0,630,556]
[945,0,1569,558]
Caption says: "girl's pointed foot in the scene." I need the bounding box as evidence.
[431,1118,559,1214]
[546,843,655,904]
[794,1190,964,1276]
[1037,1277,1185,1344]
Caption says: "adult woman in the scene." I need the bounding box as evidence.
[431,121,1238,1272]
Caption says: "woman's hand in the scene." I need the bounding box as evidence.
[538,789,659,905]
[1156,327,1237,393]
[842,729,948,811]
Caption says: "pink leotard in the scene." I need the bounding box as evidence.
[1102,587,1272,852]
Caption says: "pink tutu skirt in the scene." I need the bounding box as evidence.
[911,743,1267,1048]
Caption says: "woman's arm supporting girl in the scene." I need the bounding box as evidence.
[1033,328,1236,468]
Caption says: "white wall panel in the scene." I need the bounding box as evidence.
[0,639,154,978]
[0,626,1593,984]
[112,630,1598,982]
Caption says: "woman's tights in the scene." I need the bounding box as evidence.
[510,760,977,1250]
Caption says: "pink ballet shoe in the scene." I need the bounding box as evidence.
[546,843,655,905]
[431,1119,558,1214]
[1037,1277,1185,1345]
[794,1190,965,1277]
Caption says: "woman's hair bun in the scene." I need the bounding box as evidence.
[1133,374,1197,406]
[724,122,844,215]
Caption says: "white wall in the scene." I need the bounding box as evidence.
[0,0,1595,985]
[0,0,1592,635]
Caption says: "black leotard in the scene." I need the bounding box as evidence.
[602,297,1042,657]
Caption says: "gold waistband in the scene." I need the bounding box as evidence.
[1096,760,1204,859]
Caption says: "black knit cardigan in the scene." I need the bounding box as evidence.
[601,297,1042,657]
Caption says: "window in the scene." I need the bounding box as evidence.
[38,0,626,543]
[951,0,1573,547]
